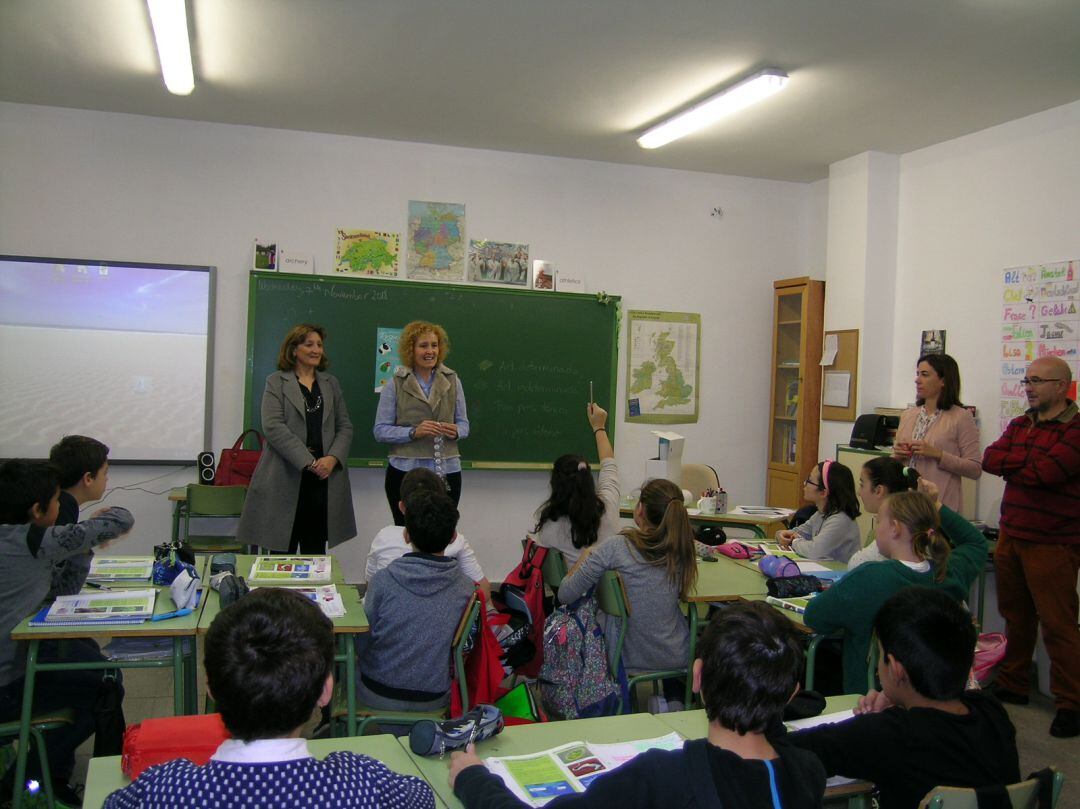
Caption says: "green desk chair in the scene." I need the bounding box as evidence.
[182,484,248,553]
[594,571,694,713]
[332,594,480,737]
[519,538,568,593]
[2,709,73,809]
[805,631,877,694]
[920,768,1064,809]
[541,548,568,592]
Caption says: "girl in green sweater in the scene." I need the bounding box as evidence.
[803,483,986,694]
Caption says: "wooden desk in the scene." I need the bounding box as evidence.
[9,577,206,808]
[618,504,788,539]
[404,713,675,809]
[198,555,367,736]
[82,734,447,809]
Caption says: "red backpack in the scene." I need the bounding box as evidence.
[492,538,550,678]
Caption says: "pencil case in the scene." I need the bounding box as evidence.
[121,714,230,778]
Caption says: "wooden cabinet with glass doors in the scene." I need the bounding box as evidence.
[766,277,825,509]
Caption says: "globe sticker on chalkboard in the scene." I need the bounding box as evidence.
[374,326,403,393]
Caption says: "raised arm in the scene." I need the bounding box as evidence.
[588,403,613,461]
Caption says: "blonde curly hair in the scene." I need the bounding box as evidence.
[398,321,450,368]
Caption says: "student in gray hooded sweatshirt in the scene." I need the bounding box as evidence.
[357,487,474,712]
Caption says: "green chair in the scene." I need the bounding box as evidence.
[540,548,568,592]
[2,709,74,809]
[594,571,694,713]
[920,768,1064,808]
[332,594,480,736]
[181,484,248,553]
[805,631,877,694]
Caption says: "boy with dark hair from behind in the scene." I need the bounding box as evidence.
[791,586,1020,809]
[365,467,491,601]
[103,588,435,808]
[358,488,475,713]
[449,601,826,808]
[0,459,134,804]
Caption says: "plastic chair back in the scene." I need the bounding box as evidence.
[681,464,720,499]
[183,484,247,552]
[541,548,569,590]
[186,484,246,517]
[920,768,1064,809]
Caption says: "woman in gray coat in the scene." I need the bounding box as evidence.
[238,324,356,553]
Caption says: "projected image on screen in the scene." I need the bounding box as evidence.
[0,257,213,463]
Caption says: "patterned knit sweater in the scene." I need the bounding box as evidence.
[102,752,435,809]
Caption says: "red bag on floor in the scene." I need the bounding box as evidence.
[450,591,508,715]
[121,714,230,778]
[214,429,265,486]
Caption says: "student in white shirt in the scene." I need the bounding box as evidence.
[365,467,491,603]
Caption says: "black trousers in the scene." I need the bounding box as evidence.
[0,639,124,782]
[289,470,329,554]
[384,465,462,526]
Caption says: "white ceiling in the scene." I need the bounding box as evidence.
[3,0,1080,182]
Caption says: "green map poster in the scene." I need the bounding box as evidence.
[625,310,700,424]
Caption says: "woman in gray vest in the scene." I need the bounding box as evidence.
[374,320,469,524]
[238,324,356,553]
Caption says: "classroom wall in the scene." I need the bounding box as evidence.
[0,102,817,580]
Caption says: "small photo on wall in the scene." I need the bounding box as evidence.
[532,260,554,290]
[469,240,529,285]
[253,239,277,271]
[920,329,946,355]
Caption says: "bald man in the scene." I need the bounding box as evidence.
[982,356,1080,738]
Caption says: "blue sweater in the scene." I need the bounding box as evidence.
[102,753,434,809]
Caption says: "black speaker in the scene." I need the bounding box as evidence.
[197,451,216,483]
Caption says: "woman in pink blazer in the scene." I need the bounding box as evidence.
[893,354,982,512]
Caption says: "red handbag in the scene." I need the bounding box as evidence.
[121,713,230,778]
[213,429,265,486]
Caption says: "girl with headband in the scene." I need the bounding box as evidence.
[532,403,619,568]
[776,460,861,563]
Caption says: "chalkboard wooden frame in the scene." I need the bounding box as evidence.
[244,272,621,470]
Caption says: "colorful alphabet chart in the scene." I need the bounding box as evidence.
[1000,260,1079,433]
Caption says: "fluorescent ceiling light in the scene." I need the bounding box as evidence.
[637,69,788,149]
[147,0,194,95]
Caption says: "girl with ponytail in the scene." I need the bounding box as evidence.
[533,403,620,566]
[804,478,987,694]
[558,477,698,697]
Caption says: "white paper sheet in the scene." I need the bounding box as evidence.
[823,372,850,407]
[820,333,839,365]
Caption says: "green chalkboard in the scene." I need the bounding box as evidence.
[244,272,621,469]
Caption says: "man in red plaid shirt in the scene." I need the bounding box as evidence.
[982,355,1080,738]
